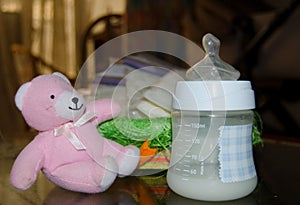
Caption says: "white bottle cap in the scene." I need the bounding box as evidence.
[173,81,255,111]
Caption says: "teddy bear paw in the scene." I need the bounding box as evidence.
[99,156,118,191]
[118,146,140,177]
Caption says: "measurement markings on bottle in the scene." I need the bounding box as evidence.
[184,154,198,160]
[192,138,200,144]
[191,154,198,160]
[183,169,190,173]
[191,123,206,129]
[190,169,197,175]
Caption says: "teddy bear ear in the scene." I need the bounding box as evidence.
[53,72,71,85]
[15,82,31,111]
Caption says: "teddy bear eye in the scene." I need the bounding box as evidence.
[50,95,55,99]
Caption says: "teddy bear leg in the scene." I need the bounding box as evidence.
[117,145,140,177]
[46,157,118,193]
[98,156,119,191]
[103,139,140,177]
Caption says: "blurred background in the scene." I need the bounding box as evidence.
[0,0,299,138]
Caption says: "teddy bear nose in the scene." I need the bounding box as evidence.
[71,97,79,104]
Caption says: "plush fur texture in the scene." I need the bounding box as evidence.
[10,72,140,193]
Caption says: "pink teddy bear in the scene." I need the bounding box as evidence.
[10,72,140,193]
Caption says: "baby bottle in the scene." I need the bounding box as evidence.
[167,34,257,201]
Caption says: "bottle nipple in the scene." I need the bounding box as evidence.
[186,33,240,81]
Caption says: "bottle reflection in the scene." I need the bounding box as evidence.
[167,191,258,205]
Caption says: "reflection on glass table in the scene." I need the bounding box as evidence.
[0,131,299,205]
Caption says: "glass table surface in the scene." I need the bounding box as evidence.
[1,131,299,205]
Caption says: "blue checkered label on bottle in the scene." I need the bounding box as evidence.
[219,124,257,183]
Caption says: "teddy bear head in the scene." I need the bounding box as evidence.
[15,72,86,131]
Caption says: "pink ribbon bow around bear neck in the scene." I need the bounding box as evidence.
[53,112,96,150]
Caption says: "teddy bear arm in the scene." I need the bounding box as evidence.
[10,138,45,190]
[86,99,121,124]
